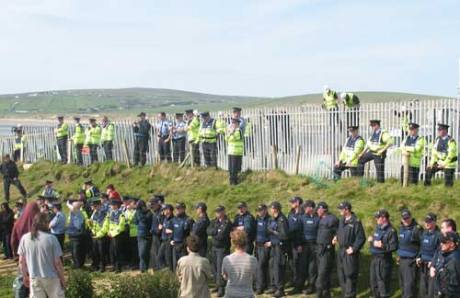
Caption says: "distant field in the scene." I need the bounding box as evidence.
[0,88,449,119]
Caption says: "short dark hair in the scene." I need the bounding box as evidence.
[186,235,201,253]
[442,218,457,231]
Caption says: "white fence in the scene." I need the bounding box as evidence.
[1,98,459,179]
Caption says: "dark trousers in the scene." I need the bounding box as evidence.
[110,235,123,272]
[198,238,208,258]
[246,241,254,255]
[89,144,98,163]
[103,141,113,161]
[149,235,161,270]
[425,165,455,187]
[269,244,285,292]
[190,142,201,166]
[128,236,139,269]
[291,245,304,289]
[316,245,335,298]
[337,249,360,298]
[255,245,270,291]
[13,149,21,162]
[172,138,186,163]
[3,177,27,202]
[202,142,217,167]
[75,144,84,165]
[137,236,152,272]
[91,237,108,271]
[302,241,318,291]
[158,138,171,162]
[172,242,186,272]
[57,137,68,163]
[212,247,229,293]
[400,166,420,185]
[419,262,435,298]
[158,240,173,271]
[358,152,386,183]
[69,235,86,269]
[399,258,417,298]
[134,137,149,166]
[370,255,393,298]
[53,234,65,252]
[1,232,12,258]
[228,155,243,185]
[333,164,359,180]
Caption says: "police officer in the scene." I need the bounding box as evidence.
[400,122,426,185]
[226,118,244,185]
[192,202,210,257]
[13,124,25,162]
[72,117,85,165]
[433,232,460,297]
[233,202,256,254]
[316,201,339,298]
[185,109,201,166]
[0,154,27,202]
[199,112,219,168]
[358,120,394,183]
[425,123,458,187]
[84,118,101,164]
[149,196,163,270]
[266,201,289,298]
[287,196,305,295]
[417,213,440,298]
[397,209,423,298]
[207,205,232,297]
[340,92,360,127]
[334,126,365,180]
[134,199,152,273]
[171,113,187,163]
[254,204,271,295]
[158,204,174,271]
[49,202,66,251]
[88,197,109,272]
[300,200,320,294]
[171,203,194,271]
[107,199,126,273]
[66,199,87,269]
[334,201,365,298]
[133,112,152,166]
[55,115,69,163]
[322,85,338,111]
[125,197,139,269]
[41,180,60,201]
[156,112,172,162]
[369,209,398,298]
[101,116,115,161]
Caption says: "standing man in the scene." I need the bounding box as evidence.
[101,116,115,161]
[55,116,69,164]
[13,124,25,162]
[171,113,187,163]
[231,107,246,134]
[88,197,109,272]
[135,200,153,273]
[207,205,232,298]
[84,118,101,164]
[433,232,460,297]
[185,109,201,166]
[0,154,27,202]
[335,201,365,298]
[287,196,305,295]
[49,202,66,251]
[400,122,426,185]
[358,120,394,183]
[133,112,152,166]
[397,209,423,298]
[158,204,174,271]
[340,92,360,127]
[171,203,194,271]
[316,202,339,298]
[191,202,210,257]
[107,199,126,273]
[233,202,256,254]
[254,204,271,295]
[72,117,85,165]
[300,200,320,295]
[66,200,87,269]
[149,196,163,270]
[226,118,244,185]
[369,209,398,298]
[199,112,219,168]
[425,123,458,187]
[334,126,365,180]
[156,112,172,162]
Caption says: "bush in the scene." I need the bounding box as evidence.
[66,269,94,298]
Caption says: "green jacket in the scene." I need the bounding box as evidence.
[85,125,101,146]
[108,210,126,238]
[101,122,115,142]
[88,212,109,238]
[125,209,138,237]
[430,136,458,169]
[14,135,26,150]
[323,90,338,110]
[401,135,426,168]
[339,136,365,167]
[367,129,394,155]
[226,127,244,156]
[186,117,200,143]
[56,123,69,138]
[73,124,85,145]
[343,93,360,108]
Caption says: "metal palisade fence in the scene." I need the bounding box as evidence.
[1,98,459,180]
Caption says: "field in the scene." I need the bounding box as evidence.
[0,88,448,118]
[1,161,459,297]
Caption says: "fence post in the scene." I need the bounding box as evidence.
[67,139,72,164]
[402,151,409,187]
[295,145,301,175]
[123,140,131,168]
[190,143,194,168]
[272,145,278,170]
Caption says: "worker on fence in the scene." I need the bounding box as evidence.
[199,112,219,168]
[333,126,365,180]
[424,123,458,187]
[101,116,115,161]
[88,197,109,272]
[13,124,25,162]
[400,122,426,185]
[357,120,394,183]
[133,112,152,166]
[171,113,187,163]
[226,118,244,185]
[84,118,101,164]
[72,117,85,166]
[55,116,69,164]
[0,154,27,202]
[156,112,172,162]
[340,93,360,127]
[41,180,60,201]
[322,86,341,134]
[185,109,201,166]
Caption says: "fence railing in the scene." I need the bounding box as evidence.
[1,98,459,179]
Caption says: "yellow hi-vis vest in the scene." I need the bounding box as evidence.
[339,136,365,167]
[56,123,69,138]
[226,128,244,156]
[101,122,115,142]
[85,125,102,146]
[73,124,85,145]
[323,90,338,110]
[401,135,426,168]
[430,136,458,169]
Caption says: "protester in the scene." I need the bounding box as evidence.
[0,202,14,259]
[134,199,152,272]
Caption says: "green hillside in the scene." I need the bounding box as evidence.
[0,88,448,118]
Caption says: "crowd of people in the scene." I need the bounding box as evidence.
[1,179,460,298]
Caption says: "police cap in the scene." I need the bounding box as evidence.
[374,209,390,218]
[232,107,242,113]
[369,119,381,126]
[200,111,210,117]
[437,123,449,130]
[161,204,173,211]
[215,205,225,212]
[289,196,303,204]
[110,200,122,206]
[57,115,64,120]
[302,200,316,208]
[45,180,53,184]
[89,118,96,122]
[84,179,93,185]
[440,231,459,244]
[401,209,412,220]
[175,202,186,209]
[195,202,207,211]
[337,201,352,210]
[256,204,267,211]
[73,116,81,121]
[237,202,248,209]
[185,109,193,114]
[408,122,420,129]
[153,194,165,204]
[347,125,359,130]
[137,112,146,117]
[270,201,282,210]
[425,212,437,223]
[317,201,328,210]
[175,113,184,117]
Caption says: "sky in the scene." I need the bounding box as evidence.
[1,0,459,97]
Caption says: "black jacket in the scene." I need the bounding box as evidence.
[207,216,232,249]
[0,160,19,179]
[336,213,365,252]
[0,209,14,234]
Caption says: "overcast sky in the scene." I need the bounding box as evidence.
[1,0,459,97]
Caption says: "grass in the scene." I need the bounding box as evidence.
[2,161,460,297]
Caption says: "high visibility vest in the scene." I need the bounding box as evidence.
[125,209,138,237]
[344,93,360,108]
[186,117,200,143]
[323,90,338,110]
[89,210,109,238]
[431,136,458,169]
[401,135,426,168]
[73,124,85,145]
[108,209,126,238]
[339,136,365,166]
[85,125,101,145]
[199,119,218,143]
[226,128,244,156]
[56,123,69,138]
[101,122,115,142]
[14,135,25,150]
[367,129,393,154]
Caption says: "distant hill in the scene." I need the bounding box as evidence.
[0,88,449,118]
